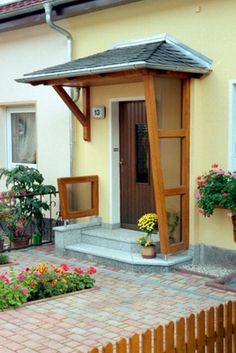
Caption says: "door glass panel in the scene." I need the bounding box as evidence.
[155,78,182,129]
[160,138,182,188]
[166,195,182,243]
[136,123,149,183]
[66,182,91,212]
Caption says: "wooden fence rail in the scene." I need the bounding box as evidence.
[88,301,236,353]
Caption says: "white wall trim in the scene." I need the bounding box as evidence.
[228,80,236,171]
[109,96,144,225]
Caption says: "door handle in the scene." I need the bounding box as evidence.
[119,159,124,166]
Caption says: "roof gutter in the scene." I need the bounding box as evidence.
[43,0,74,177]
[44,1,72,60]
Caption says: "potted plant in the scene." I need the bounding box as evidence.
[0,165,56,248]
[195,163,236,241]
[136,213,158,258]
[0,230,5,252]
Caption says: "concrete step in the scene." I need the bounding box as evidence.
[80,227,160,253]
[65,241,192,272]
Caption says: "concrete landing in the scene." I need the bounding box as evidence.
[60,225,192,272]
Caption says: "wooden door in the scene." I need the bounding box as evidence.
[119,101,155,229]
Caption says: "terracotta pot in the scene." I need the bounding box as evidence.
[232,215,236,243]
[12,236,30,249]
[141,245,156,259]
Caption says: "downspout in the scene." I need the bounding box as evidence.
[43,1,74,176]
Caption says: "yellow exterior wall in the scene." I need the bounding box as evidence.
[63,0,236,249]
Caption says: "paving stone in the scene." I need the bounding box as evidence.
[0,244,235,353]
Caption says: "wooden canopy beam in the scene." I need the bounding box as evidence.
[53,85,90,141]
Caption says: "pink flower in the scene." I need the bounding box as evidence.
[211,163,219,168]
[21,191,27,197]
[13,284,19,289]
[74,267,84,275]
[216,169,225,175]
[60,263,70,271]
[87,267,97,274]
[17,274,24,282]
[222,192,228,197]
[0,274,10,285]
[24,267,30,272]
[195,191,201,200]
[21,287,28,295]
[34,270,41,277]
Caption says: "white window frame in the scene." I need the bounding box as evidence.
[6,106,37,169]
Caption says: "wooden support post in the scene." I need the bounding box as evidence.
[53,85,91,141]
[143,74,169,254]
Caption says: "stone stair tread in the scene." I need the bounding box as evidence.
[66,243,192,266]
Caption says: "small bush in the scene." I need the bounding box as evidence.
[0,254,9,265]
[0,262,96,311]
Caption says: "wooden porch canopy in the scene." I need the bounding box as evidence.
[16,34,212,254]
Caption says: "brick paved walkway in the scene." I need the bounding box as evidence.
[0,244,235,353]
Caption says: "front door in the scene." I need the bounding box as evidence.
[119,101,155,229]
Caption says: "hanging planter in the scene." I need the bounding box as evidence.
[195,164,236,242]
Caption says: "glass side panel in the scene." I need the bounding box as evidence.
[136,123,149,183]
[154,78,182,129]
[165,195,182,243]
[66,182,91,212]
[160,138,182,188]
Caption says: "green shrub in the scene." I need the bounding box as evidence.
[0,254,9,265]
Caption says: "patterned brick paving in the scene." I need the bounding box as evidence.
[0,244,235,353]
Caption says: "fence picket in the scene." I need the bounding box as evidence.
[129,333,139,353]
[165,321,175,353]
[176,317,186,353]
[102,342,113,353]
[154,326,163,353]
[216,304,224,353]
[142,330,152,353]
[186,313,196,353]
[89,348,99,353]
[232,301,236,353]
[116,338,127,353]
[206,307,215,353]
[225,301,233,353]
[197,311,205,353]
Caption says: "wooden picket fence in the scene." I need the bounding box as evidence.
[88,301,236,353]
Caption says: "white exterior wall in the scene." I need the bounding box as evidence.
[0,22,71,188]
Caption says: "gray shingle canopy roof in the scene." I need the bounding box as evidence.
[17,34,212,83]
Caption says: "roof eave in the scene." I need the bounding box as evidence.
[16,61,211,84]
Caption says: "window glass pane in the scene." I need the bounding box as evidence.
[11,112,36,164]
[166,195,182,243]
[160,138,182,188]
[136,123,149,183]
[155,78,182,129]
[66,182,91,212]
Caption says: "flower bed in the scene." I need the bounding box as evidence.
[0,262,96,311]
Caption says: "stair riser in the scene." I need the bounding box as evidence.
[81,232,150,253]
[65,248,191,273]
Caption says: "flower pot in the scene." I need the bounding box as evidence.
[232,215,236,242]
[141,245,156,259]
[12,236,30,249]
[0,239,4,252]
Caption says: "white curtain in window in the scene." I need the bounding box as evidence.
[11,112,36,164]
